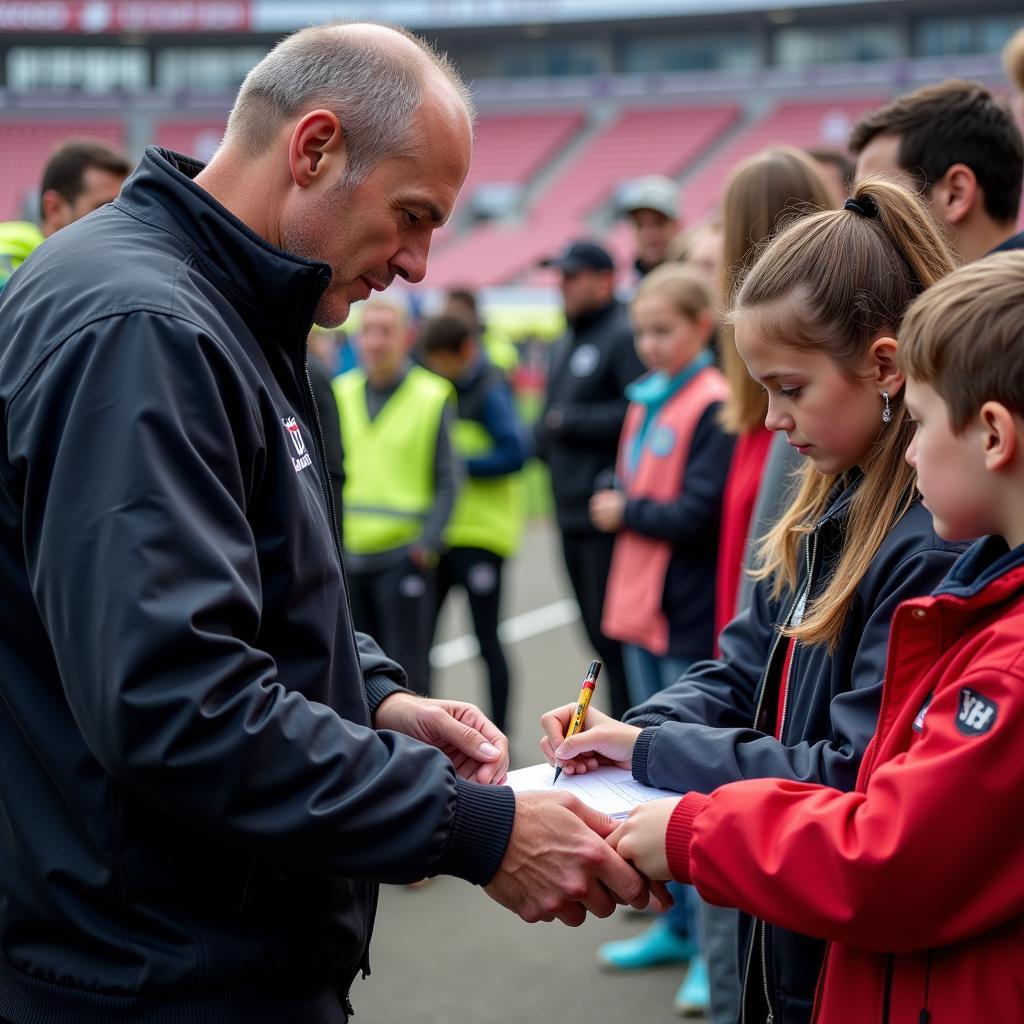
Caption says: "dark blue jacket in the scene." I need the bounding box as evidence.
[625,477,965,1024]
[0,148,515,1024]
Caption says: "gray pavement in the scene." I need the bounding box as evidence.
[351,521,706,1023]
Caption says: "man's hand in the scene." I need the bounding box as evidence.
[607,798,680,882]
[376,692,509,784]
[589,488,626,532]
[540,704,641,776]
[485,791,670,926]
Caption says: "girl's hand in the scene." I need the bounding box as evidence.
[607,798,681,881]
[540,704,641,775]
[589,489,626,532]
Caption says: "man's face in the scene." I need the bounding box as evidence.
[283,91,471,329]
[630,208,678,269]
[357,304,409,380]
[560,269,612,321]
[43,165,126,236]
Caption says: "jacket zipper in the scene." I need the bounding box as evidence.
[881,953,894,1024]
[741,528,820,1024]
[297,350,377,990]
[919,951,933,1024]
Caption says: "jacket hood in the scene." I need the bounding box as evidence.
[115,147,332,343]
[934,535,1024,602]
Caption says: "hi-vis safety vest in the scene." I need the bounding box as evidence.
[334,366,453,555]
[444,418,524,558]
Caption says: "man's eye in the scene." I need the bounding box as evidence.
[404,210,421,226]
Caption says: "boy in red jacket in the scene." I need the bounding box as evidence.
[606,251,1024,1024]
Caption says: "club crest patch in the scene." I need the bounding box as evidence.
[650,425,677,458]
[956,687,998,736]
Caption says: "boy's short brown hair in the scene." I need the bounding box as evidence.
[898,251,1024,431]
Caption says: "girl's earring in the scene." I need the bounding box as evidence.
[881,391,892,424]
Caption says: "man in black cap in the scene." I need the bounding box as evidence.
[534,240,644,720]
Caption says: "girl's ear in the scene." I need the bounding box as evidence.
[868,335,904,395]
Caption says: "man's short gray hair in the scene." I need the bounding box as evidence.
[226,23,474,187]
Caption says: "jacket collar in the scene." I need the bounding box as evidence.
[113,147,332,345]
[815,468,864,527]
[568,298,618,333]
[933,535,1024,605]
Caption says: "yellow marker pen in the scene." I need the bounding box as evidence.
[553,659,602,785]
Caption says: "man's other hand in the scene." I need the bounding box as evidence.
[375,693,509,784]
[484,791,668,926]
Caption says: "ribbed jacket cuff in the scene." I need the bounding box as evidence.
[437,779,516,886]
[631,726,660,786]
[624,712,670,728]
[665,792,710,884]
[363,675,412,718]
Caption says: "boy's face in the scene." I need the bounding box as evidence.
[905,378,995,541]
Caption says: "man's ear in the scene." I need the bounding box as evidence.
[931,163,978,227]
[979,401,1018,472]
[868,335,904,395]
[287,109,346,188]
[40,189,69,232]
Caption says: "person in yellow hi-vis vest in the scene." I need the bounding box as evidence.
[334,297,462,695]
[419,314,526,733]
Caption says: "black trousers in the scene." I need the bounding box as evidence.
[434,546,511,733]
[558,528,630,721]
[348,556,435,696]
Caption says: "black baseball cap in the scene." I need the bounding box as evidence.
[539,239,614,274]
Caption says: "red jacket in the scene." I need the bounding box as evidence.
[666,535,1024,1023]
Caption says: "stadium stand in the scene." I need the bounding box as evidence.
[679,97,886,223]
[462,110,585,191]
[154,118,228,163]
[0,120,124,221]
[530,104,740,224]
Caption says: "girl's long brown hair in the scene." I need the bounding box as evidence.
[734,177,957,650]
[719,146,833,434]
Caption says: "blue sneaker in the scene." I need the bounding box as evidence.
[674,954,710,1016]
[597,919,697,972]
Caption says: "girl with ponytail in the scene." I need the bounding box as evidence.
[540,179,966,1024]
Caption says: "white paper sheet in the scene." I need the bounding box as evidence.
[505,762,680,819]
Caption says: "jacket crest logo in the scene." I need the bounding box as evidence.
[956,687,998,736]
[282,416,313,474]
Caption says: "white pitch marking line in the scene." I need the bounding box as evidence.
[429,597,580,669]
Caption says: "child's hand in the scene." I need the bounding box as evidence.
[540,704,641,775]
[607,798,681,881]
[589,489,626,532]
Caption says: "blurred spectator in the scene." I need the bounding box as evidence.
[619,175,681,280]
[1004,27,1024,119]
[334,296,462,695]
[534,240,645,720]
[420,314,527,733]
[805,146,855,207]
[850,80,1024,260]
[444,287,519,371]
[39,138,131,239]
[1,137,130,291]
[666,220,724,300]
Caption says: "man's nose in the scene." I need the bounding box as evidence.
[391,236,430,286]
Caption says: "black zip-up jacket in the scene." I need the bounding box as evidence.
[0,148,516,1024]
[533,299,645,531]
[624,478,965,1024]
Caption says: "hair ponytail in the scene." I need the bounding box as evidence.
[734,177,957,650]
